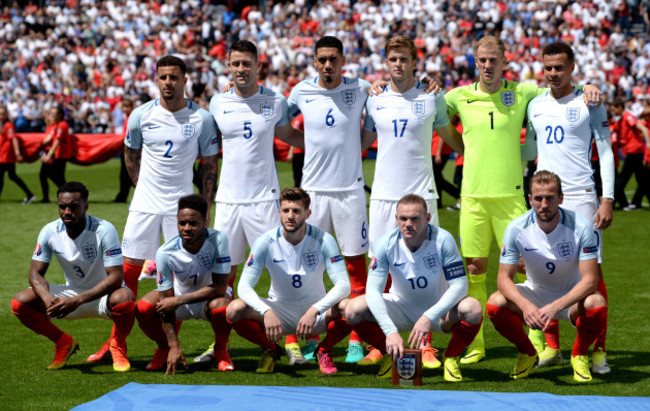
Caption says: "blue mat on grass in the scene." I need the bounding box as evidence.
[73,383,649,411]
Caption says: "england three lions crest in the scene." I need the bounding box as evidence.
[82,243,97,261]
[565,107,580,122]
[501,91,515,107]
[423,254,439,270]
[260,104,273,121]
[396,354,417,379]
[341,90,356,106]
[303,251,319,268]
[557,241,574,258]
[182,123,196,139]
[412,101,426,118]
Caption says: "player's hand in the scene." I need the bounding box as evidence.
[369,80,388,96]
[263,310,283,343]
[521,303,545,330]
[595,199,613,230]
[47,296,82,319]
[434,154,442,165]
[40,153,52,164]
[16,153,23,162]
[296,307,319,339]
[407,316,431,349]
[221,81,234,93]
[582,85,603,107]
[156,296,180,317]
[166,345,188,375]
[538,304,560,331]
[422,77,442,94]
[386,332,404,359]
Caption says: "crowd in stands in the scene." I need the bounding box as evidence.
[0,0,649,134]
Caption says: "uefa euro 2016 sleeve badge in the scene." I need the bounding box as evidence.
[392,348,422,386]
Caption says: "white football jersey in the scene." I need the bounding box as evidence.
[32,216,123,289]
[366,83,450,201]
[500,207,599,292]
[125,99,219,215]
[239,224,350,315]
[155,228,231,295]
[527,88,611,195]
[370,224,466,312]
[211,86,289,203]
[288,77,371,191]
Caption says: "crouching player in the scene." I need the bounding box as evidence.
[11,182,134,371]
[487,171,607,382]
[346,194,482,382]
[226,188,351,374]
[135,194,233,375]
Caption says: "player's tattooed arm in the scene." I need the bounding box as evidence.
[201,154,218,220]
[158,289,188,375]
[124,145,141,186]
[28,260,56,308]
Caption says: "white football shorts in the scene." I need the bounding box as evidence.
[122,211,177,260]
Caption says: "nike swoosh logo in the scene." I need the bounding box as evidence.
[272,258,285,263]
[534,113,543,118]
[524,247,538,251]
[223,110,234,114]
[351,289,364,295]
[376,106,386,110]
[360,241,368,248]
[147,125,162,130]
[306,98,316,103]
[466,99,478,104]
[393,262,406,267]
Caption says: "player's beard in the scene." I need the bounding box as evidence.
[537,208,558,222]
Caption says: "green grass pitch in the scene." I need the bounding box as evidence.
[0,159,648,410]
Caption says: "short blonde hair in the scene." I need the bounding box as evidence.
[385,35,417,61]
[475,36,505,59]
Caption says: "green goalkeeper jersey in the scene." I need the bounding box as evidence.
[445,80,544,198]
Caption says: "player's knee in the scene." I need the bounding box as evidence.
[110,287,135,305]
[459,297,483,324]
[12,288,35,305]
[344,297,368,325]
[466,257,487,274]
[208,296,230,311]
[135,298,156,320]
[486,291,506,307]
[584,293,607,309]
[225,299,245,322]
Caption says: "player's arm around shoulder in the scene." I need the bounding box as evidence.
[275,94,305,149]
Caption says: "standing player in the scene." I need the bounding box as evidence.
[226,188,351,374]
[11,182,135,371]
[39,107,71,203]
[287,36,373,363]
[346,194,482,381]
[87,55,219,363]
[365,36,463,250]
[526,42,614,373]
[194,40,304,365]
[135,195,233,374]
[363,36,464,368]
[487,171,607,382]
[444,36,601,364]
[0,105,35,204]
